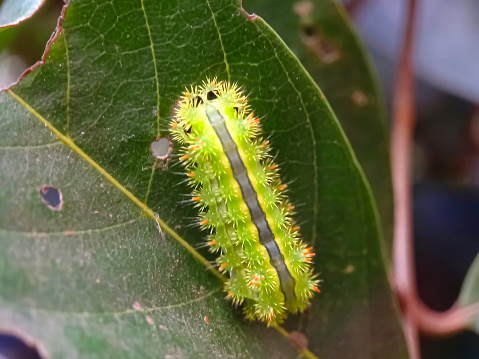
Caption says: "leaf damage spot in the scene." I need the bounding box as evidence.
[293,0,314,17]
[294,1,340,64]
[344,264,355,274]
[39,185,63,211]
[150,136,174,170]
[203,316,210,324]
[150,136,173,160]
[239,0,258,21]
[352,90,369,107]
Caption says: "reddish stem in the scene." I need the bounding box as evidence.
[391,0,479,356]
[391,0,420,357]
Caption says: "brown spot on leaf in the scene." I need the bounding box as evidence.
[352,90,369,107]
[344,264,355,274]
[39,185,63,211]
[293,1,314,17]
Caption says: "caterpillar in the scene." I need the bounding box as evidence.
[170,78,319,326]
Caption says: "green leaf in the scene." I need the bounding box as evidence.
[0,0,407,358]
[247,0,395,256]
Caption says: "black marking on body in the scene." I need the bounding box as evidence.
[205,104,296,305]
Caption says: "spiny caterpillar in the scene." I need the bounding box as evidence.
[170,78,320,326]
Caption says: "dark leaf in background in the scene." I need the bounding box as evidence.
[248,0,395,258]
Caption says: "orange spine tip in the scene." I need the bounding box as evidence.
[185,92,190,98]
[286,206,295,211]
[292,226,300,232]
[179,155,189,161]
[170,122,177,129]
[262,140,269,148]
[269,164,278,170]
[227,292,234,297]
[255,282,259,287]
[306,252,315,257]
[208,240,217,246]
[278,184,288,190]
[246,112,255,121]
[200,219,209,226]
[187,173,196,178]
[305,258,312,262]
[192,196,201,202]
[248,281,254,286]
[269,309,275,321]
[260,275,265,280]
[219,263,228,270]
[313,287,321,293]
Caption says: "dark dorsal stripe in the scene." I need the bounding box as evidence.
[205,104,296,306]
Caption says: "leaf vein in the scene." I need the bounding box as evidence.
[5,89,224,283]
[140,0,161,205]
[205,0,230,81]
[62,30,71,136]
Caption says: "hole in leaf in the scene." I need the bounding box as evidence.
[0,333,44,359]
[39,185,63,211]
[150,136,173,160]
[294,1,340,64]
[302,25,317,38]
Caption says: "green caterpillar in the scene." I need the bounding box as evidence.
[170,78,319,326]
